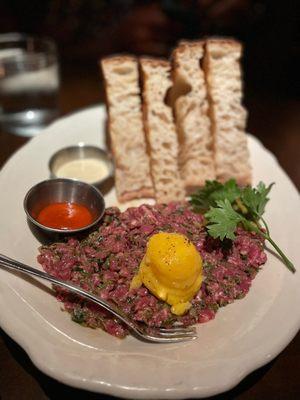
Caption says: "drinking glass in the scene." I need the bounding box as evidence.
[0,33,60,137]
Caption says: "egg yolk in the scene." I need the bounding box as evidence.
[130,232,203,315]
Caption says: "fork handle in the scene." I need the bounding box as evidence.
[0,253,134,330]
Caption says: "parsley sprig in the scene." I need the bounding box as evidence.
[190,179,295,273]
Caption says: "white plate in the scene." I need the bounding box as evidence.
[0,106,299,399]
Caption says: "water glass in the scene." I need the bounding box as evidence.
[0,33,60,137]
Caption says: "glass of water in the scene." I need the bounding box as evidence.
[0,33,60,137]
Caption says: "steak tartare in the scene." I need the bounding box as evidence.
[38,202,267,338]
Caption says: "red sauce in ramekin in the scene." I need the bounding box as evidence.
[37,202,93,230]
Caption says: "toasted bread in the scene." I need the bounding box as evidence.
[204,39,252,185]
[140,57,186,203]
[100,56,154,202]
[171,40,215,192]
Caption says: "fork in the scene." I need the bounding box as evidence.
[0,254,197,343]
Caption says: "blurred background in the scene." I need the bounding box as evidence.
[0,0,299,97]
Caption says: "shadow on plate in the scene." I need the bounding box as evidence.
[96,176,114,196]
[1,267,54,297]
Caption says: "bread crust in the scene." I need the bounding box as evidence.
[205,37,242,47]
[204,39,252,186]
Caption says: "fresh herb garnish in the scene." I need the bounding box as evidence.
[190,179,295,273]
[205,199,244,241]
[190,179,241,212]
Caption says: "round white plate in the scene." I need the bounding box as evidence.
[0,106,299,399]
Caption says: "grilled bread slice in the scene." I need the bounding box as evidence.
[101,56,154,202]
[204,39,251,185]
[171,40,215,192]
[140,58,186,203]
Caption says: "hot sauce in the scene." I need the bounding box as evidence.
[37,202,93,230]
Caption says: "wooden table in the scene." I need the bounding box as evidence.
[0,64,299,400]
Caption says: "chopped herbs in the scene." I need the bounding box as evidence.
[203,261,215,271]
[72,308,86,324]
[103,257,111,269]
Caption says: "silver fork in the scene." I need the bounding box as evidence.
[0,254,197,343]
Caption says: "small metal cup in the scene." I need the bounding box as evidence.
[49,144,114,187]
[24,178,105,238]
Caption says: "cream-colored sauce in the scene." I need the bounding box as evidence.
[56,158,109,184]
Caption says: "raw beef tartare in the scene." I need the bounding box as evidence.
[38,203,267,338]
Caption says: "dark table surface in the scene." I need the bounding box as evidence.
[0,65,299,400]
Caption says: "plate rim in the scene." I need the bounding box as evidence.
[0,105,299,399]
